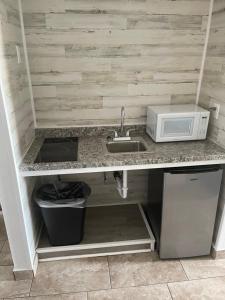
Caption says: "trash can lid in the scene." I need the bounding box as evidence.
[34,181,91,208]
[36,198,86,208]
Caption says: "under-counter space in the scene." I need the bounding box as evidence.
[37,204,155,261]
[22,128,225,262]
[20,127,225,176]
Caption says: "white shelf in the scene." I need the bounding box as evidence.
[37,204,155,261]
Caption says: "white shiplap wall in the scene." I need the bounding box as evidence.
[22,0,210,127]
[199,0,225,252]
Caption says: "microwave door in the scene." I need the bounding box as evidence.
[158,116,197,142]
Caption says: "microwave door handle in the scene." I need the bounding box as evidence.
[189,120,194,133]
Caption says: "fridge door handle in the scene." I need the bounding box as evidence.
[166,166,221,175]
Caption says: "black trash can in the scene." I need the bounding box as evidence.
[35,181,91,246]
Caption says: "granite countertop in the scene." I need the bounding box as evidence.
[20,126,225,176]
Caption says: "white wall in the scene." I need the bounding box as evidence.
[214,176,225,251]
[0,0,39,271]
[198,0,225,251]
[0,87,34,271]
[22,0,210,127]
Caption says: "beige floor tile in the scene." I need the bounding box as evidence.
[213,250,225,260]
[0,280,32,298]
[0,240,4,251]
[7,292,87,299]
[108,253,187,288]
[0,215,7,241]
[0,241,13,266]
[30,257,110,296]
[168,276,225,300]
[0,251,13,266]
[0,265,14,281]
[14,270,34,281]
[88,284,172,300]
[181,257,225,280]
[2,240,10,252]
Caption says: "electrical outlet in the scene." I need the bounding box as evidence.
[210,102,220,119]
[15,45,21,64]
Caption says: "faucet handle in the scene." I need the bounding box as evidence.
[109,130,119,138]
[126,129,135,137]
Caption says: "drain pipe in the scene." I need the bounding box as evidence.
[113,170,128,199]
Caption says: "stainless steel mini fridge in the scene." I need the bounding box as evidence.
[144,166,223,259]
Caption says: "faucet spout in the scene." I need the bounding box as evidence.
[120,106,125,136]
[111,106,131,141]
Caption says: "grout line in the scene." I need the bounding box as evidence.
[179,259,190,281]
[20,255,225,297]
[27,288,113,299]
[11,291,89,300]
[0,240,7,253]
[16,276,225,299]
[167,275,225,285]
[1,240,9,252]
[107,256,113,289]
[29,272,35,297]
[167,283,174,300]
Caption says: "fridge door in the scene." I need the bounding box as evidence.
[160,167,223,259]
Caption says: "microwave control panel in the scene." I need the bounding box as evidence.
[198,113,210,139]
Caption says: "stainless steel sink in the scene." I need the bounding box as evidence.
[106,140,147,153]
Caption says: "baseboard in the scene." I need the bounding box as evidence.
[32,252,39,276]
[211,245,217,258]
[35,222,43,249]
[13,223,42,280]
[13,251,39,280]
[13,268,34,281]
[211,245,225,259]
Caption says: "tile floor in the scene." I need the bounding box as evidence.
[1,214,225,299]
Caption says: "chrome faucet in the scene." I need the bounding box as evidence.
[120,106,125,136]
[109,106,134,141]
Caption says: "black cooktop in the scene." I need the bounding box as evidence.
[35,137,78,163]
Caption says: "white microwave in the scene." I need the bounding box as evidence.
[146,104,210,142]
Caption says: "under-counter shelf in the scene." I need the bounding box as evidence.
[36,204,155,261]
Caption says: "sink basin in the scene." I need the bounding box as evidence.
[106,140,147,153]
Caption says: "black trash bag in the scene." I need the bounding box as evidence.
[35,181,91,207]
[34,181,91,246]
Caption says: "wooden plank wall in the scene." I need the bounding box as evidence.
[59,170,149,207]
[0,0,34,161]
[22,0,210,127]
[199,0,225,148]
[199,0,225,248]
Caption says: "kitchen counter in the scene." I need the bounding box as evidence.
[20,126,225,177]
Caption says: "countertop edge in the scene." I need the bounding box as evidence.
[19,129,225,177]
[20,158,225,177]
